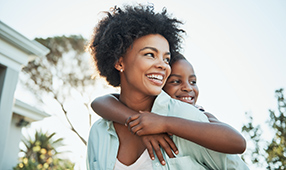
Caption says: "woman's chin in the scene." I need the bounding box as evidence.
[148,88,162,96]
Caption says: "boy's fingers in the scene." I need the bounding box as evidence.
[150,140,166,166]
[130,125,142,135]
[125,116,131,126]
[133,129,143,136]
[144,141,155,160]
[139,110,149,114]
[128,118,140,128]
[159,138,175,158]
[125,114,140,126]
[164,135,179,155]
[128,119,141,132]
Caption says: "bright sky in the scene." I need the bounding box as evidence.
[1,0,286,169]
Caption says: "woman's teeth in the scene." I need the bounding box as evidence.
[147,74,163,81]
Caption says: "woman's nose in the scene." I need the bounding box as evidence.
[155,58,169,70]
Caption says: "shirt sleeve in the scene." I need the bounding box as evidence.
[86,122,98,170]
[168,99,250,169]
[226,154,250,170]
[152,91,249,169]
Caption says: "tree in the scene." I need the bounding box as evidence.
[242,88,286,169]
[21,35,97,145]
[14,130,74,170]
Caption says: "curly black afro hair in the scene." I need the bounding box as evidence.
[89,4,185,87]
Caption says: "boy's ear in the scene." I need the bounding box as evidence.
[114,57,124,72]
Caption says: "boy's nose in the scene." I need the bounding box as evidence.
[181,83,193,92]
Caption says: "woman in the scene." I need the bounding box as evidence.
[91,53,249,169]
[87,4,248,170]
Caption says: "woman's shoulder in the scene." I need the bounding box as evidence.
[89,119,114,135]
[153,91,208,122]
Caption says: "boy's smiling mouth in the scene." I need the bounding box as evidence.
[177,95,195,104]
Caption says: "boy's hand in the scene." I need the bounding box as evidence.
[125,111,168,136]
[141,134,178,166]
[195,105,220,123]
[195,105,205,111]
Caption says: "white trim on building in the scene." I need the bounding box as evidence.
[0,20,50,170]
[13,99,50,122]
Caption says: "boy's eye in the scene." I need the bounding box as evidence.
[190,80,196,85]
[170,80,180,84]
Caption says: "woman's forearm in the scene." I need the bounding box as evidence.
[91,94,138,125]
[164,117,246,154]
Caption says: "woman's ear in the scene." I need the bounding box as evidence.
[114,57,124,72]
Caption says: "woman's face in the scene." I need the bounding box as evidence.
[163,59,199,105]
[119,34,171,97]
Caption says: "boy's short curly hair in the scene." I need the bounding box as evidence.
[89,4,185,87]
[169,52,187,66]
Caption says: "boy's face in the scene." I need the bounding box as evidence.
[163,59,199,105]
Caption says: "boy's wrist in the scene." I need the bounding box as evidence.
[164,116,172,133]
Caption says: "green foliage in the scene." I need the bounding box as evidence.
[242,88,286,169]
[21,35,97,145]
[265,88,286,169]
[22,35,94,96]
[14,130,74,170]
[241,112,263,164]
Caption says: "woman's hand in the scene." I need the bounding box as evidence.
[140,133,178,166]
[125,111,168,136]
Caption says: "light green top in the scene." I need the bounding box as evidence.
[87,90,249,170]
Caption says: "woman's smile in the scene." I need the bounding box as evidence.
[119,34,171,97]
[146,73,166,86]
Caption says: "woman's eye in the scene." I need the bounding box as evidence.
[145,53,154,58]
[164,57,170,63]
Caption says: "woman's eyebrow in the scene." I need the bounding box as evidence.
[139,46,158,52]
[140,47,170,56]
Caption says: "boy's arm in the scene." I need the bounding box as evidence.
[91,94,178,165]
[127,112,246,154]
[195,105,219,123]
[203,112,219,122]
[201,108,247,151]
[91,94,136,124]
[164,116,246,154]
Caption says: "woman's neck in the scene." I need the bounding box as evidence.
[119,90,156,112]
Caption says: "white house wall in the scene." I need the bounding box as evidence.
[0,21,49,170]
[4,114,24,169]
[0,67,19,167]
